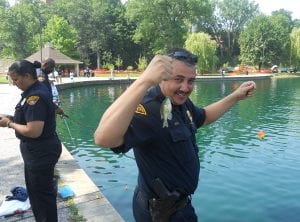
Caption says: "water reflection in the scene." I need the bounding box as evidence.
[108,86,115,100]
[70,92,74,104]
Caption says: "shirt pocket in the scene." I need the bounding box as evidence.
[169,124,191,142]
[168,125,198,164]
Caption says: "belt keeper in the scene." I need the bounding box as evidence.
[7,120,12,128]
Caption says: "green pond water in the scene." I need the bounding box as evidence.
[57,77,300,222]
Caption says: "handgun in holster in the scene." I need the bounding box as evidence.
[148,178,188,222]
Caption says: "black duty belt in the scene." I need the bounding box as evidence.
[135,187,191,219]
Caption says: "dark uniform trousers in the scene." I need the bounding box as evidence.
[24,163,57,222]
[21,138,59,222]
[132,186,198,222]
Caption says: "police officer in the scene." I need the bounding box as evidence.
[0,60,62,222]
[94,48,256,221]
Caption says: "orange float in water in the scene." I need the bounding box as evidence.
[257,130,265,139]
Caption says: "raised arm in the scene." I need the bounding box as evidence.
[94,55,173,148]
[203,81,256,125]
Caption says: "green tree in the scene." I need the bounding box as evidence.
[294,19,300,28]
[216,0,259,64]
[136,56,148,71]
[51,0,137,69]
[115,55,123,70]
[290,28,300,68]
[50,0,94,64]
[126,0,212,53]
[271,9,293,29]
[41,15,79,58]
[0,1,9,56]
[239,14,290,69]
[194,0,258,66]
[0,1,47,59]
[269,13,293,66]
[185,32,217,74]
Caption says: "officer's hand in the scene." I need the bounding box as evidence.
[233,81,256,100]
[0,114,13,120]
[55,107,68,118]
[140,55,173,85]
[0,117,10,128]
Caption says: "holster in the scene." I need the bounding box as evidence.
[148,178,189,222]
[149,196,188,222]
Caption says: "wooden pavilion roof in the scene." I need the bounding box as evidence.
[26,43,82,65]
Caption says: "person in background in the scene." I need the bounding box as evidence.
[34,60,51,93]
[49,79,61,106]
[57,68,62,83]
[84,67,90,77]
[94,48,256,221]
[35,59,65,117]
[0,60,62,222]
[53,69,59,83]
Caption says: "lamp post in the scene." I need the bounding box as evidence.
[260,42,266,68]
[35,1,43,62]
[38,19,42,62]
[289,39,292,66]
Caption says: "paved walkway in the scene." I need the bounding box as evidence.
[0,83,124,221]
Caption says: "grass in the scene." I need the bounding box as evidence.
[65,198,87,222]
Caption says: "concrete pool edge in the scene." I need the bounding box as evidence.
[56,144,125,222]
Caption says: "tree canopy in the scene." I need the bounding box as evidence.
[239,13,294,69]
[125,0,212,54]
[1,0,300,71]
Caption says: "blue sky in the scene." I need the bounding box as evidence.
[255,0,300,19]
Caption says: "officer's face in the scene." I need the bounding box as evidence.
[160,60,196,105]
[9,72,32,91]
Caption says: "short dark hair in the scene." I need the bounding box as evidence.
[167,48,198,66]
[42,58,55,74]
[43,58,55,67]
[33,60,42,69]
[9,60,38,79]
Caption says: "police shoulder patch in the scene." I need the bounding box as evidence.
[27,95,40,106]
[135,104,147,116]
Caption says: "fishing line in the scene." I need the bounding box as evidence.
[66,117,95,134]
[57,94,95,134]
[61,116,77,147]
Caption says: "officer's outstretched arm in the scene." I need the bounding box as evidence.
[94,55,173,148]
[203,81,256,125]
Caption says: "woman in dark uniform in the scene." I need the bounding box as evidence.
[0,60,62,222]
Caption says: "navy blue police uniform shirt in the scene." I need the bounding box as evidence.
[112,85,206,197]
[13,81,61,168]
